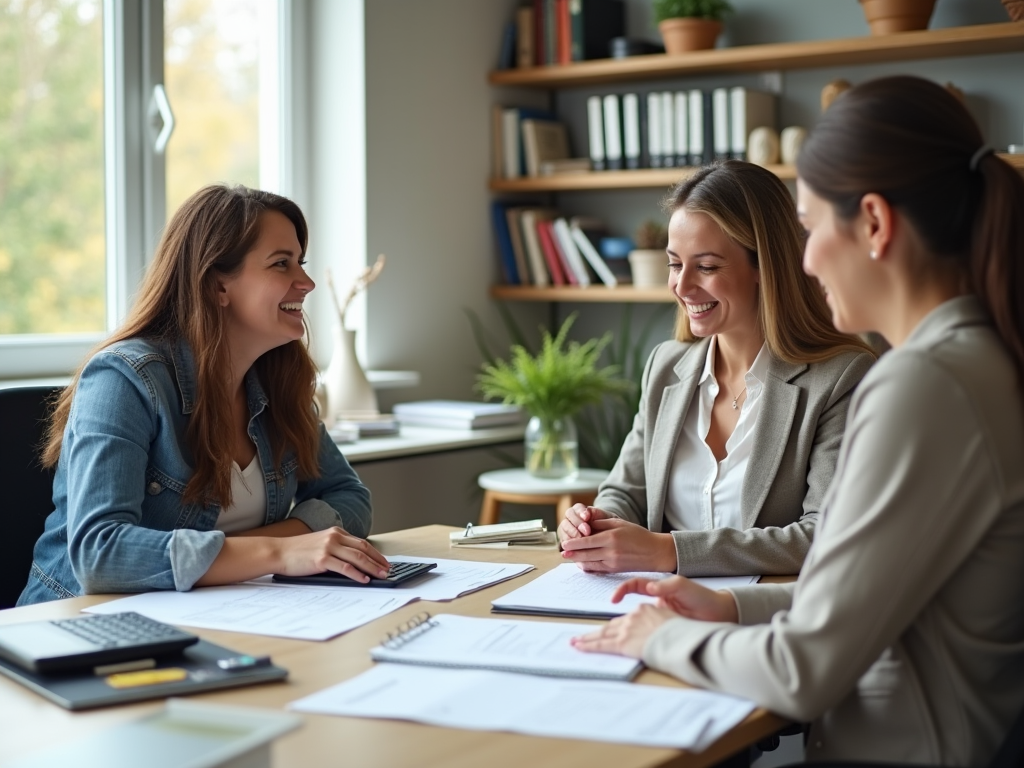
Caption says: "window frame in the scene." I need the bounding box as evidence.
[0,0,297,380]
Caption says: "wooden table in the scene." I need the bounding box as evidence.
[0,525,788,768]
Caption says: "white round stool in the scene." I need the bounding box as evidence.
[476,468,610,527]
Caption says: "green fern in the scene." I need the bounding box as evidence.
[476,314,629,424]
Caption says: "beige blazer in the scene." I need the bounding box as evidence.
[595,337,874,576]
[643,297,1024,765]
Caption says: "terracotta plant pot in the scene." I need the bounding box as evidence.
[1002,0,1024,21]
[658,18,723,54]
[859,0,936,35]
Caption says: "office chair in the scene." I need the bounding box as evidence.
[0,386,61,609]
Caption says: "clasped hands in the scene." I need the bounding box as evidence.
[558,503,677,573]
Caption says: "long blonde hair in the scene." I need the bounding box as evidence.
[43,185,322,507]
[664,161,873,363]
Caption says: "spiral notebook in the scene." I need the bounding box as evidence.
[369,612,641,680]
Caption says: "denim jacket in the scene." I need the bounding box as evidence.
[18,336,372,605]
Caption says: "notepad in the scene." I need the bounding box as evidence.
[449,519,551,547]
[370,613,641,680]
[491,564,759,619]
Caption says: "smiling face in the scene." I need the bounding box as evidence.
[218,209,314,362]
[797,179,876,335]
[667,207,761,341]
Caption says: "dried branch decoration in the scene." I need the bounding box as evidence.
[326,254,386,329]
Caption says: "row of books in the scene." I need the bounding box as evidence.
[491,203,619,288]
[498,0,625,70]
[587,87,777,171]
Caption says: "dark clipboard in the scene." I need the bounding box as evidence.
[0,639,287,711]
[490,605,619,620]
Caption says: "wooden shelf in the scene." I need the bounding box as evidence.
[489,22,1024,88]
[491,155,1022,192]
[490,285,675,303]
[490,164,795,192]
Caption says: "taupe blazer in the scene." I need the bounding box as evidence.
[643,297,1024,765]
[595,337,874,576]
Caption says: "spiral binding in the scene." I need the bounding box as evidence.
[381,611,439,650]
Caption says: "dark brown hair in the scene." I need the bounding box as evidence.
[664,160,873,363]
[43,185,322,507]
[797,75,1024,383]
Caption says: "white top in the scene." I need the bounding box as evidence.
[664,338,769,533]
[216,454,267,533]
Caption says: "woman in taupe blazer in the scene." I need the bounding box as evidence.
[560,161,874,577]
[573,77,1024,766]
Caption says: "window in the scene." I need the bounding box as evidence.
[0,0,105,337]
[0,0,287,379]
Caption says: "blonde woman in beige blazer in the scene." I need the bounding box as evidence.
[572,77,1024,766]
[559,161,874,577]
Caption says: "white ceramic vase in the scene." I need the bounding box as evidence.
[323,324,378,426]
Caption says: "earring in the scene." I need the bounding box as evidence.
[869,250,878,260]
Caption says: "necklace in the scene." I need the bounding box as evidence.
[723,382,747,410]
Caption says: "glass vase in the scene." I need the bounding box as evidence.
[524,415,578,479]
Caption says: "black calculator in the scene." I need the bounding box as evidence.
[0,611,199,674]
[272,561,437,588]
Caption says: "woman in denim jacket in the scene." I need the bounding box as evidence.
[19,185,389,605]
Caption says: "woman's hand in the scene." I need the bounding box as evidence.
[560,518,677,573]
[611,575,740,623]
[273,527,391,583]
[570,604,678,658]
[557,504,610,542]
[570,576,739,657]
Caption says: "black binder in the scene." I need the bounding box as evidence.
[0,639,287,710]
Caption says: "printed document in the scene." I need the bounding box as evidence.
[491,563,758,618]
[84,585,416,641]
[290,664,756,751]
[370,613,641,680]
[249,556,534,602]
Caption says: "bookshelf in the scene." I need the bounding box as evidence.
[490,285,674,303]
[488,21,1024,303]
[491,154,1024,193]
[489,22,1024,88]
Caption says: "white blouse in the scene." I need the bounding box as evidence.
[664,337,769,533]
[215,454,267,533]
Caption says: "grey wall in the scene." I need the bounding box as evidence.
[313,0,1023,528]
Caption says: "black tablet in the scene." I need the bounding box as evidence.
[271,561,437,588]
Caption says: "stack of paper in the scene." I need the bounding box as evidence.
[393,400,523,430]
[450,519,554,548]
[290,665,756,752]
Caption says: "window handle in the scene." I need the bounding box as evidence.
[149,84,175,154]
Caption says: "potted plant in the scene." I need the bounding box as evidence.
[628,219,670,288]
[858,0,936,35]
[476,314,629,478]
[653,0,734,54]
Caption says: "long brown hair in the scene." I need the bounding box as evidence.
[43,185,322,507]
[797,75,1024,384]
[664,160,873,363]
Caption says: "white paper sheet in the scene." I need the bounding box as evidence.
[491,563,759,618]
[370,614,641,680]
[250,556,534,602]
[289,664,756,751]
[84,585,417,641]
